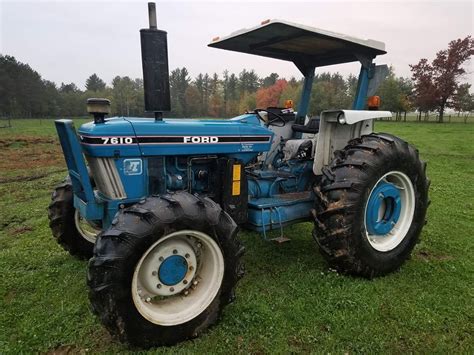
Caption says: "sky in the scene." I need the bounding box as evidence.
[0,0,473,89]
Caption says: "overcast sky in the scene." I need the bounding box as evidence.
[1,0,472,89]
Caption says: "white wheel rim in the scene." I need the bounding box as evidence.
[131,230,225,326]
[364,171,415,252]
[74,210,101,243]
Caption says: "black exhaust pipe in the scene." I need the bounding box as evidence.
[140,2,171,120]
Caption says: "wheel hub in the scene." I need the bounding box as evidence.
[131,230,225,326]
[158,255,188,286]
[137,238,197,297]
[366,181,401,235]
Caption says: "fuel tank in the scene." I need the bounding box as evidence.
[78,114,273,164]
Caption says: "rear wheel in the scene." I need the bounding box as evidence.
[48,179,101,259]
[313,133,429,278]
[88,192,244,347]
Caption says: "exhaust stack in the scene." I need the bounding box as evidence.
[140,2,171,119]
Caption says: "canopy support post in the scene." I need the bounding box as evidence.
[352,57,375,110]
[295,66,315,129]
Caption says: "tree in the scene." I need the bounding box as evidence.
[169,68,191,117]
[238,69,260,95]
[184,85,201,117]
[377,68,413,120]
[112,76,137,116]
[208,73,222,117]
[225,73,239,116]
[85,73,106,92]
[238,91,256,113]
[261,73,279,87]
[279,79,302,108]
[452,83,473,116]
[0,55,58,117]
[256,79,287,108]
[410,36,474,122]
[308,72,353,115]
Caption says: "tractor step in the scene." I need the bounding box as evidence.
[270,236,291,243]
[246,191,314,236]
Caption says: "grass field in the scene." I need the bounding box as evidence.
[0,119,473,353]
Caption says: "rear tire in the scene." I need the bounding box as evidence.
[313,133,429,278]
[87,192,244,347]
[48,179,100,259]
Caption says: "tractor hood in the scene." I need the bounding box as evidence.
[78,114,273,160]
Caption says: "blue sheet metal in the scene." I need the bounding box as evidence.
[247,193,314,232]
[366,181,401,235]
[295,67,315,128]
[78,114,273,163]
[55,120,103,220]
[158,255,188,286]
[352,62,373,110]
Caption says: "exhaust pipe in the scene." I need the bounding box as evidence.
[140,2,171,120]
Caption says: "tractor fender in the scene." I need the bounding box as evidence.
[313,110,392,175]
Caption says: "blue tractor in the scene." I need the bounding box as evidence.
[48,3,429,347]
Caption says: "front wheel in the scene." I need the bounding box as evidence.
[48,179,101,259]
[313,133,430,278]
[88,192,244,347]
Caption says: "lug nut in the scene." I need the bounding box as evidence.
[193,280,198,286]
[197,243,202,248]
[173,249,178,254]
[184,290,189,296]
[170,287,175,292]
[159,256,164,262]
[146,297,151,303]
[183,280,188,285]
[156,284,162,289]
[185,253,190,258]
[152,271,157,276]
[189,266,194,271]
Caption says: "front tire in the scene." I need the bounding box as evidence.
[313,133,429,278]
[48,180,101,259]
[87,192,244,347]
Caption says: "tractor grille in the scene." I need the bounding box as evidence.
[86,157,127,199]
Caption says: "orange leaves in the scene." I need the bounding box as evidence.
[256,79,288,108]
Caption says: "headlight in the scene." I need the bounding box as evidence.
[338,115,346,124]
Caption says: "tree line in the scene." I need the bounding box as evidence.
[0,36,472,122]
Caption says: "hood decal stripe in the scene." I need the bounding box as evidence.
[80,135,272,145]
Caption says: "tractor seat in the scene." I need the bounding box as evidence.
[291,117,320,134]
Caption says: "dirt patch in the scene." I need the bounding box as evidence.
[1,216,27,231]
[0,170,64,184]
[416,249,453,262]
[0,135,64,172]
[7,225,33,236]
[46,345,90,355]
[0,136,56,148]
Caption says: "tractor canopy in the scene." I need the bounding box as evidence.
[208,20,386,74]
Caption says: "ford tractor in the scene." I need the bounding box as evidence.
[48,3,429,348]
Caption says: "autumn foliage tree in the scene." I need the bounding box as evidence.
[256,79,288,108]
[410,36,474,122]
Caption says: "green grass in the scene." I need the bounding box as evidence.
[0,119,473,353]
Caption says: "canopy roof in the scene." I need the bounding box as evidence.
[208,20,386,72]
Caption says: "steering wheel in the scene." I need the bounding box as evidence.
[254,109,287,127]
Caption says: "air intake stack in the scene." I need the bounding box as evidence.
[140,2,171,120]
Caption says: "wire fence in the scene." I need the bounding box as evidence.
[0,117,12,128]
[377,112,473,123]
[1,112,473,128]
